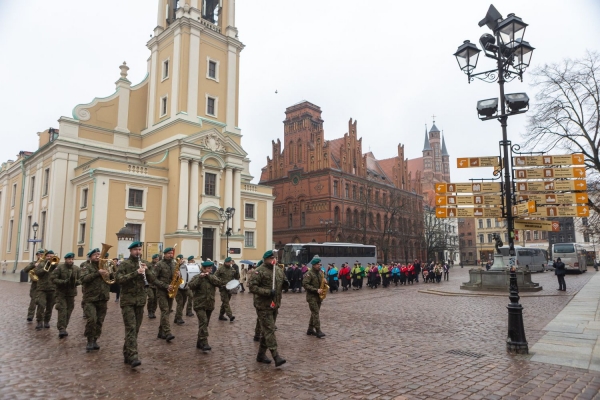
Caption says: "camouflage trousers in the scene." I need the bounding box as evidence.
[36,290,56,323]
[175,288,188,320]
[146,286,157,315]
[256,308,279,356]
[156,290,174,336]
[187,290,193,315]
[121,305,144,362]
[195,308,213,343]
[83,300,108,341]
[55,294,75,331]
[307,298,322,331]
[219,289,233,317]
[27,284,38,319]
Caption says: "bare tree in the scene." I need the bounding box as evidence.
[423,204,459,263]
[524,51,600,220]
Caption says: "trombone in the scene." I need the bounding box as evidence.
[43,254,60,272]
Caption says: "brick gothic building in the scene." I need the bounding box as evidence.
[259,101,425,262]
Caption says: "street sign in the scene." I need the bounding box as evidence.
[27,239,42,243]
[515,193,588,205]
[435,182,502,194]
[512,154,584,167]
[526,205,590,218]
[513,167,586,180]
[514,219,560,232]
[435,194,502,206]
[436,207,502,218]
[515,180,587,192]
[457,156,500,168]
[512,200,537,216]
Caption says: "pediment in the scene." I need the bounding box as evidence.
[184,129,247,157]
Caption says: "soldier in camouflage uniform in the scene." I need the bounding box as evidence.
[248,250,289,367]
[79,255,90,318]
[51,252,80,338]
[187,260,222,351]
[302,257,326,338]
[185,255,195,317]
[215,257,240,321]
[154,247,179,342]
[23,249,45,322]
[115,241,156,368]
[146,254,159,318]
[34,250,58,330]
[251,262,262,342]
[174,254,188,325]
[80,248,110,351]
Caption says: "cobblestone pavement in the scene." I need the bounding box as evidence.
[1,268,600,399]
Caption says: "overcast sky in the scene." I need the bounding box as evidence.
[1,0,599,185]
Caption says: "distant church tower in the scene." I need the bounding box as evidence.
[419,118,451,203]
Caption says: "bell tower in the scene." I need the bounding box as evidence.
[147,0,242,135]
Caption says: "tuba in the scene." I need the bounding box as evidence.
[319,271,329,301]
[168,254,184,299]
[43,254,60,272]
[99,243,117,284]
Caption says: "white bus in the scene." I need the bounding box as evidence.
[498,245,548,272]
[551,243,588,273]
[279,243,377,266]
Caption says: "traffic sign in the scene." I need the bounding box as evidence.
[515,180,587,192]
[435,194,502,206]
[457,156,500,168]
[514,219,560,232]
[513,154,584,167]
[436,207,502,218]
[435,182,502,194]
[27,239,42,243]
[515,193,588,205]
[526,205,590,218]
[512,200,537,216]
[513,167,586,180]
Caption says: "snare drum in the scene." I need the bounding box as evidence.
[180,263,201,289]
[225,279,241,294]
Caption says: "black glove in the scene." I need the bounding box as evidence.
[270,289,276,299]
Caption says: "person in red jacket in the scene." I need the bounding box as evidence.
[338,263,351,291]
[407,263,415,285]
[400,264,408,285]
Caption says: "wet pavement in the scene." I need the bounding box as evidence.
[1,267,600,399]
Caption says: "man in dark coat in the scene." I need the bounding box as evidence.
[555,257,566,291]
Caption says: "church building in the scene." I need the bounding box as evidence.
[0,0,273,270]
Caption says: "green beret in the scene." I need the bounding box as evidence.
[64,252,75,259]
[163,247,174,254]
[187,255,195,261]
[46,250,55,255]
[224,257,232,262]
[177,254,183,259]
[128,241,143,250]
[152,254,159,259]
[263,250,275,259]
[88,248,100,256]
[36,249,45,255]
[311,258,321,265]
[256,260,263,267]
[201,260,214,268]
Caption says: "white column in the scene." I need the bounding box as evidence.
[188,160,199,231]
[233,168,241,233]
[147,46,159,128]
[170,27,182,117]
[187,27,200,120]
[157,0,167,27]
[228,0,236,28]
[177,159,189,231]
[225,44,238,133]
[224,167,233,209]
[189,0,199,9]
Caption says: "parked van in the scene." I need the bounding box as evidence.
[497,246,547,272]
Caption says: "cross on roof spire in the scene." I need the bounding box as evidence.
[432,114,436,124]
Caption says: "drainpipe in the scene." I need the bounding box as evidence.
[89,169,97,247]
[13,159,27,272]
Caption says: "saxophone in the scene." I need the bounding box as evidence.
[319,271,329,301]
[167,256,184,299]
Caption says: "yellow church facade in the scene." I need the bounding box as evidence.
[0,0,273,269]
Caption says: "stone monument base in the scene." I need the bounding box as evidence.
[460,268,543,292]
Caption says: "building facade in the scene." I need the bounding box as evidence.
[259,101,425,263]
[0,0,273,270]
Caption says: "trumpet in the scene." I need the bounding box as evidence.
[43,255,60,272]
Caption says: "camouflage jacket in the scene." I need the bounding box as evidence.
[187,273,222,310]
[154,259,177,292]
[214,264,240,291]
[80,260,110,302]
[116,257,156,307]
[23,261,38,289]
[302,268,324,302]
[148,261,159,288]
[248,263,288,311]
[34,262,56,291]
[51,263,80,297]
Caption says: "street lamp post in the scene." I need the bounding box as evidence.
[454,4,534,354]
[31,222,39,262]
[320,218,333,242]
[219,207,235,258]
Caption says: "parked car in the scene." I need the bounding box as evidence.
[546,260,554,271]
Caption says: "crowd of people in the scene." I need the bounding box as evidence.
[279,260,452,293]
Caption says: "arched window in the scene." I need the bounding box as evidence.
[354,209,359,226]
[297,140,303,162]
[376,214,381,230]
[369,212,374,228]
[346,208,352,226]
[334,206,340,224]
[289,141,295,164]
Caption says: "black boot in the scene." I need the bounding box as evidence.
[273,355,286,367]
[186,312,194,317]
[253,335,260,342]
[58,330,67,339]
[196,340,203,349]
[86,341,94,352]
[218,315,227,321]
[27,317,33,322]
[157,332,165,339]
[35,322,43,331]
[315,331,326,339]
[44,322,50,329]
[256,353,272,364]
[306,328,316,336]
[202,343,212,352]
[165,334,175,342]
[92,341,100,350]
[130,359,141,368]
[229,316,235,322]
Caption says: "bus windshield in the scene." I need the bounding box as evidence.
[553,244,575,254]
